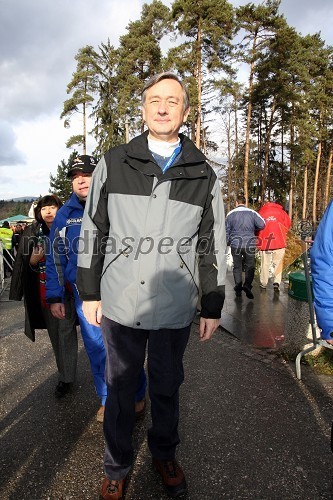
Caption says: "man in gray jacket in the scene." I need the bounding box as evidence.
[77,72,226,499]
[226,195,265,299]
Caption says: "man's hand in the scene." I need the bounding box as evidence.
[50,303,66,319]
[199,317,220,341]
[82,300,102,326]
[30,246,44,266]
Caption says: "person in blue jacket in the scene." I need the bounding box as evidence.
[311,200,333,345]
[46,154,147,422]
[225,195,265,299]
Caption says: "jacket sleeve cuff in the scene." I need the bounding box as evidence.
[200,288,225,319]
[47,297,63,304]
[78,293,101,301]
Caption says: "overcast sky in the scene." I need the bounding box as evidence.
[1,0,332,200]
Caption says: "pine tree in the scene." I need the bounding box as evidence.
[49,151,79,202]
[249,21,300,204]
[90,40,122,155]
[168,0,234,148]
[235,0,284,205]
[214,77,244,209]
[61,46,100,153]
[116,0,170,135]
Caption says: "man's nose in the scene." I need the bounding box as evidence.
[157,101,168,114]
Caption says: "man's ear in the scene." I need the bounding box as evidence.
[183,107,190,122]
[142,106,146,123]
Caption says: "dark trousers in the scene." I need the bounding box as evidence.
[231,247,256,291]
[3,249,13,276]
[100,317,191,480]
[42,294,78,383]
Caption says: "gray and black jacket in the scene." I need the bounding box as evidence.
[77,131,226,330]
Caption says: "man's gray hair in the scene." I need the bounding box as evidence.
[141,72,190,111]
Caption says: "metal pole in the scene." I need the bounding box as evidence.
[302,240,317,344]
[295,239,318,379]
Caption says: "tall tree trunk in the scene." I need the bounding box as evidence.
[261,100,276,201]
[233,93,239,204]
[195,18,202,149]
[324,147,333,209]
[281,113,284,170]
[302,164,308,219]
[125,119,130,143]
[83,81,87,155]
[258,111,262,202]
[243,35,257,206]
[202,124,207,155]
[191,122,196,143]
[227,109,232,213]
[281,115,285,194]
[313,140,322,224]
[83,103,87,155]
[234,94,239,159]
[288,122,295,221]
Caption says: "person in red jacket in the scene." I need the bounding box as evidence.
[257,199,291,291]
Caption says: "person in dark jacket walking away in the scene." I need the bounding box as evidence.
[226,195,265,299]
[46,155,146,422]
[9,195,78,398]
[76,73,227,500]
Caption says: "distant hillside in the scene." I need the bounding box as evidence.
[0,199,34,221]
[6,196,38,202]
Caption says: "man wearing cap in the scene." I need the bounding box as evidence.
[45,154,147,418]
[76,73,226,499]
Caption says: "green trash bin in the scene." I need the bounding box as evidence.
[288,271,312,302]
[285,271,313,356]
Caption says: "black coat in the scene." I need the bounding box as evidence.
[9,222,47,341]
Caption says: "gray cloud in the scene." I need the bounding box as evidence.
[0,121,26,165]
[0,0,142,123]
[280,0,333,41]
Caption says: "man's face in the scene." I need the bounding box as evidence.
[142,78,190,143]
[71,172,92,200]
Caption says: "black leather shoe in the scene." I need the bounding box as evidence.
[55,381,71,398]
[153,458,187,497]
[242,286,254,299]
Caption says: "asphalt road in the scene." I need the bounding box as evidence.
[1,279,333,499]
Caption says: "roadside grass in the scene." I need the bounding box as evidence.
[304,348,333,375]
[280,347,333,376]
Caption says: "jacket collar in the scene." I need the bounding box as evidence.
[124,131,208,178]
[66,192,86,210]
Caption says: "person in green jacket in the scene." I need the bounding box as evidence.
[0,221,13,277]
